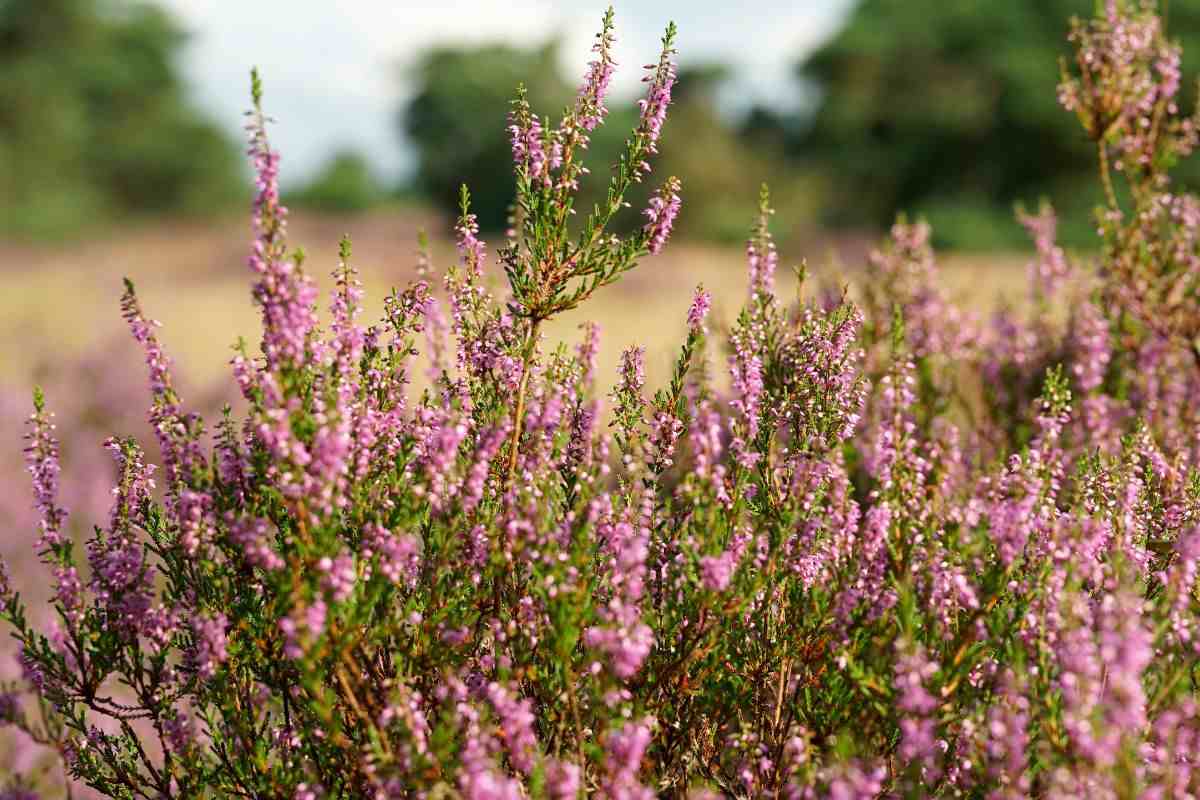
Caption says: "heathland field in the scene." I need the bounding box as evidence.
[0,210,1033,397]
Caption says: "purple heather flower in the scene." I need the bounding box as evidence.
[1072,301,1111,396]
[1018,204,1071,299]
[574,13,616,133]
[318,551,357,603]
[192,612,229,679]
[486,682,539,774]
[23,397,68,552]
[603,719,655,800]
[894,641,941,778]
[228,513,284,572]
[363,524,421,589]
[545,759,582,800]
[643,177,681,255]
[508,113,555,184]
[686,286,712,333]
[635,36,677,175]
[747,228,778,299]
[455,211,486,280]
[244,92,321,375]
[279,598,327,660]
[699,550,736,592]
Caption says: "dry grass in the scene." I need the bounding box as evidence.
[0,210,1036,399]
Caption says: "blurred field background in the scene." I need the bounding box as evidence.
[1,0,1198,792]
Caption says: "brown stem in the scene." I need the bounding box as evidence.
[1098,139,1119,212]
[505,319,543,488]
[565,665,587,778]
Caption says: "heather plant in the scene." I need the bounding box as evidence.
[6,3,1200,799]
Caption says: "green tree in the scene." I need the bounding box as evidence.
[289,150,382,213]
[0,0,242,239]
[796,0,1200,247]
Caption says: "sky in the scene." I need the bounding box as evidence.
[154,0,856,185]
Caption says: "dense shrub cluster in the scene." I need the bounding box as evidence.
[4,2,1200,798]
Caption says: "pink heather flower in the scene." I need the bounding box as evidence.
[120,283,174,401]
[89,438,157,639]
[614,346,647,442]
[825,761,887,800]
[575,13,616,133]
[120,280,207,527]
[455,211,486,280]
[686,286,712,333]
[986,671,1032,798]
[177,488,215,557]
[23,396,68,551]
[485,682,539,774]
[894,640,940,777]
[1097,585,1152,742]
[1071,301,1111,395]
[163,710,195,755]
[363,523,421,589]
[318,551,357,602]
[729,351,764,467]
[647,408,684,472]
[687,401,731,503]
[747,225,778,298]
[413,409,469,512]
[636,35,677,174]
[619,347,646,397]
[1018,204,1071,299]
[643,177,681,255]
[577,321,602,387]
[245,90,321,375]
[508,112,553,184]
[1165,528,1200,647]
[585,512,654,679]
[699,550,736,592]
[603,719,655,800]
[294,783,322,800]
[192,612,229,679]
[545,759,582,800]
[279,598,327,660]
[229,514,285,571]
[583,605,654,680]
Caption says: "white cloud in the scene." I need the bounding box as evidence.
[154,0,855,183]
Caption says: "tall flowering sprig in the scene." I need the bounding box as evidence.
[640,286,711,477]
[1017,202,1072,301]
[574,10,617,134]
[244,68,321,376]
[500,13,681,324]
[497,12,681,489]
[88,437,157,642]
[120,279,209,531]
[746,184,778,299]
[23,388,68,553]
[21,390,90,652]
[634,28,677,177]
